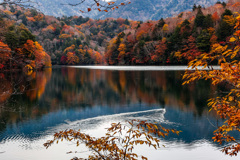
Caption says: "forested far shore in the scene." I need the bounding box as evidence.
[1,0,240,71]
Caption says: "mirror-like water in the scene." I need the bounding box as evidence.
[0,66,238,160]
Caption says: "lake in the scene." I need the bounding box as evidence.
[0,66,238,160]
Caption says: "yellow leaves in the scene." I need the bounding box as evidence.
[118,43,126,56]
[182,12,240,156]
[207,27,215,35]
[59,34,72,39]
[212,43,228,54]
[64,44,75,53]
[174,51,182,59]
[229,37,237,42]
[67,52,79,65]
[232,46,240,59]
[44,120,179,159]
[24,64,33,71]
[228,96,234,102]
[162,24,169,32]
[223,15,236,26]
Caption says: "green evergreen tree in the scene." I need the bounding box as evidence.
[158,18,165,28]
[194,8,205,28]
[217,9,234,41]
[5,31,18,50]
[203,14,214,29]
[124,18,130,25]
[192,4,197,11]
[196,30,211,52]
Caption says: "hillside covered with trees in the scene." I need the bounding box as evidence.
[1,0,240,69]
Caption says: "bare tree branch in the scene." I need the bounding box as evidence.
[61,0,131,13]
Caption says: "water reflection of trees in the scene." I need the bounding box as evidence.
[0,69,52,132]
[0,67,216,133]
[43,67,215,116]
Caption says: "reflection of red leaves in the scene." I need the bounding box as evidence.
[0,64,4,69]
[0,73,4,79]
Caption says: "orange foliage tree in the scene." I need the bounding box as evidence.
[183,13,240,156]
[17,40,51,70]
[67,52,79,65]
[117,43,126,62]
[0,41,11,69]
[94,51,103,64]
[151,39,167,63]
[44,119,179,160]
[181,36,202,62]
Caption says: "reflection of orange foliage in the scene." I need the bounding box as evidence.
[95,70,103,80]
[48,68,213,117]
[26,69,52,101]
[107,71,119,93]
[0,77,13,103]
[119,71,126,92]
[67,67,76,85]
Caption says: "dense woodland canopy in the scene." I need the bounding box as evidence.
[0,0,240,70]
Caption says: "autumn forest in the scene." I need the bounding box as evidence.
[0,0,240,71]
[1,0,240,160]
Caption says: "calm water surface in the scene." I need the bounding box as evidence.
[0,66,238,160]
